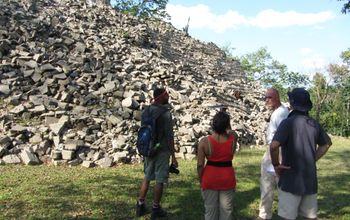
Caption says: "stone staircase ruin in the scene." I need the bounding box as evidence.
[0,0,270,167]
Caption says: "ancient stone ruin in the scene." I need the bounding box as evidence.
[0,0,269,167]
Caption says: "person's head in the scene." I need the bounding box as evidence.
[212,111,231,134]
[265,88,281,110]
[153,88,169,104]
[287,88,312,112]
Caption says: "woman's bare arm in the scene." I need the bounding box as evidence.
[197,137,207,182]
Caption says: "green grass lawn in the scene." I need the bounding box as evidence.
[0,136,349,220]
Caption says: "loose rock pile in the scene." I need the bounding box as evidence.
[0,0,269,167]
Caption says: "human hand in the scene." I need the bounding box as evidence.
[274,164,290,177]
[172,156,178,168]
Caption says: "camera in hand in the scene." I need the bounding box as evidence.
[169,163,180,174]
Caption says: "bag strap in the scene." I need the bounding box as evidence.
[150,106,169,143]
[142,105,168,125]
[149,105,168,121]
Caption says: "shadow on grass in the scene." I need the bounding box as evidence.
[165,177,204,220]
[317,149,350,219]
[322,149,350,169]
[166,179,260,220]
[1,145,348,220]
[165,156,262,220]
[234,162,263,220]
[0,167,144,219]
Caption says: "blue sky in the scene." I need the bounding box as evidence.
[166,0,350,75]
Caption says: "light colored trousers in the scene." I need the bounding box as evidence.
[201,189,234,220]
[258,150,278,219]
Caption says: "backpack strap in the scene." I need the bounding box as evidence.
[157,107,169,120]
[150,105,169,143]
[142,105,168,124]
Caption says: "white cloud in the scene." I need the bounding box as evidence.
[166,4,336,33]
[249,10,335,29]
[299,48,313,56]
[312,25,326,30]
[299,53,344,74]
[166,4,247,33]
[300,56,328,70]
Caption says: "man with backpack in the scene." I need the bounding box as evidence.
[136,87,178,219]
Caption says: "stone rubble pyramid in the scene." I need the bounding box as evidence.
[0,0,269,167]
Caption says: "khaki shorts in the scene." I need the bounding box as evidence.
[278,188,317,220]
[144,151,170,183]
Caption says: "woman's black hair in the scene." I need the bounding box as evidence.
[211,111,230,134]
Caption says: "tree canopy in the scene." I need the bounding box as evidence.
[236,47,349,136]
[237,47,309,100]
[341,48,350,64]
[112,0,169,19]
[339,0,350,14]
[308,49,350,136]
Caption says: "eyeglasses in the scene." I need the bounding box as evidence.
[264,96,272,100]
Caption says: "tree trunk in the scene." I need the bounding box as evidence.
[315,103,321,122]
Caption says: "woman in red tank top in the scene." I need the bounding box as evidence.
[197,111,238,220]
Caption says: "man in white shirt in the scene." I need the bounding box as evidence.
[257,88,289,220]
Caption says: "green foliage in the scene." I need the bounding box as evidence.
[237,47,349,137]
[339,0,350,14]
[238,47,309,100]
[325,59,350,136]
[309,57,350,136]
[112,0,169,19]
[120,30,130,39]
[15,117,41,126]
[341,48,350,65]
[328,63,350,85]
[1,137,350,219]
[239,47,272,81]
[220,42,236,60]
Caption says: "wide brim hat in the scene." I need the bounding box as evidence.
[288,88,312,112]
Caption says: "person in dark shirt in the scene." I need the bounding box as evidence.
[136,88,178,219]
[270,88,332,220]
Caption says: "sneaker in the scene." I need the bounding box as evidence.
[136,202,147,217]
[151,207,167,219]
